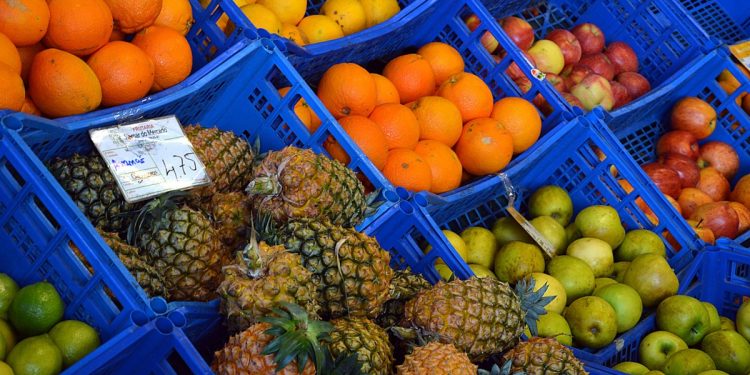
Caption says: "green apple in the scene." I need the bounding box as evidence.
[528,185,573,226]
[697,371,729,375]
[701,330,750,375]
[434,264,454,281]
[662,349,715,375]
[645,372,666,375]
[702,302,721,334]
[594,277,617,293]
[615,229,666,261]
[566,237,614,277]
[523,311,572,346]
[639,330,688,370]
[468,264,496,279]
[720,316,735,331]
[656,295,711,346]
[565,222,581,246]
[528,272,566,314]
[736,299,750,342]
[461,227,497,268]
[529,216,567,255]
[623,254,678,307]
[545,255,595,303]
[492,217,532,248]
[594,283,642,333]
[613,362,649,375]
[574,205,626,248]
[612,261,630,283]
[493,241,545,283]
[426,230,468,264]
[564,296,617,349]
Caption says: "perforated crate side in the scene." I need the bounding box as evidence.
[676,0,750,44]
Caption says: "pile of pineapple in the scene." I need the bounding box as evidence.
[49,125,590,374]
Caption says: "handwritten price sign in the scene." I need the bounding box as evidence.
[89,116,211,203]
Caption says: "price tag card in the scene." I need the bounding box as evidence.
[90,116,211,203]
[729,40,750,71]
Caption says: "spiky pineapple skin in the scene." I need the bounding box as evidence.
[397,342,477,375]
[48,153,140,234]
[212,322,316,375]
[98,230,170,299]
[218,241,320,333]
[403,277,523,361]
[247,147,367,227]
[503,337,588,375]
[270,219,393,319]
[330,317,394,375]
[211,192,251,254]
[137,205,223,302]
[376,269,430,328]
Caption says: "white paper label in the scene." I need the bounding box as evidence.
[89,116,211,203]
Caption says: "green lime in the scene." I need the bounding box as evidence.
[0,274,18,320]
[6,335,62,375]
[0,361,12,375]
[8,283,64,337]
[0,320,17,353]
[48,321,100,368]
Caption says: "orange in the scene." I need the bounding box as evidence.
[0,0,50,47]
[87,41,155,107]
[414,140,462,193]
[437,72,494,123]
[382,53,436,104]
[317,63,377,118]
[454,117,513,175]
[0,32,21,75]
[490,97,541,155]
[256,0,306,26]
[28,48,102,117]
[104,0,163,33]
[154,0,195,35]
[382,148,432,192]
[278,86,314,132]
[132,25,193,92]
[368,103,420,150]
[325,115,389,170]
[20,95,41,115]
[18,43,44,81]
[109,29,129,41]
[417,42,465,86]
[371,73,400,105]
[280,24,308,46]
[44,0,113,56]
[409,96,462,147]
[0,65,24,111]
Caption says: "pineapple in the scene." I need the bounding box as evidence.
[402,277,552,361]
[211,191,252,254]
[246,147,367,228]
[396,342,476,375]
[129,194,224,302]
[329,317,394,375]
[183,125,256,208]
[48,153,141,234]
[376,269,430,328]
[217,232,320,333]
[263,218,393,319]
[502,337,588,375]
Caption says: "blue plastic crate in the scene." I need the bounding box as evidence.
[604,48,750,247]
[676,0,750,44]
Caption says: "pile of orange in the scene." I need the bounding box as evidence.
[0,0,195,118]
[306,42,542,194]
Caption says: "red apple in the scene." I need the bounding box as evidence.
[690,201,739,239]
[561,92,584,108]
[604,41,638,75]
[670,97,717,139]
[570,73,614,111]
[616,72,651,99]
[571,23,605,55]
[642,162,682,198]
[546,29,582,65]
[687,219,716,244]
[731,174,750,208]
[658,153,700,188]
[697,166,730,202]
[515,76,532,94]
[465,15,498,53]
[499,16,535,51]
[546,73,566,92]
[562,63,594,89]
[728,201,750,235]
[610,80,632,109]
[678,187,714,219]
[697,141,739,180]
[578,53,615,80]
[502,50,535,81]
[665,194,683,216]
[656,130,700,160]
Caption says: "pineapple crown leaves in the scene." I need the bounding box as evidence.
[245,149,293,198]
[363,189,385,219]
[238,215,268,279]
[514,278,555,337]
[324,352,365,375]
[260,302,333,374]
[477,360,526,375]
[126,191,189,246]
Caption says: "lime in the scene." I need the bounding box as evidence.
[8,282,64,337]
[0,275,18,320]
[0,361,12,375]
[0,321,16,353]
[6,335,62,375]
[48,321,100,368]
